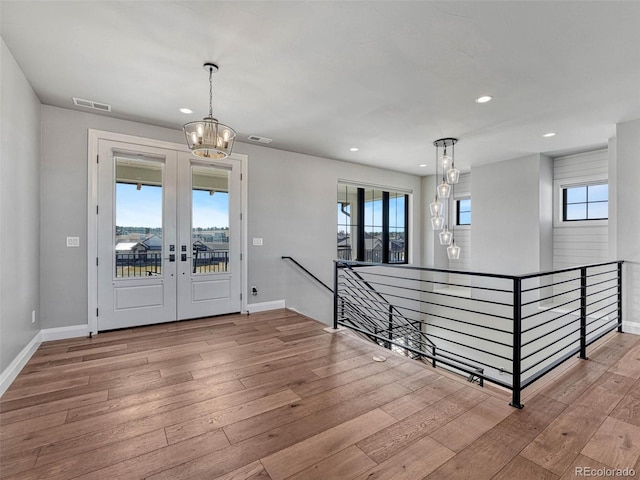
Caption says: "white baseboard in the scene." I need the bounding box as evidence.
[0,331,42,397]
[246,300,286,314]
[622,321,640,336]
[40,324,89,342]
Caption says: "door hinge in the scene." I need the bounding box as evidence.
[240,253,243,261]
[240,213,243,220]
[240,293,243,300]
[96,257,99,266]
[96,155,99,163]
[96,308,99,316]
[96,205,99,214]
[240,173,243,181]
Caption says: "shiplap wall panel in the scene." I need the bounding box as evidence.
[552,149,609,306]
[449,173,471,284]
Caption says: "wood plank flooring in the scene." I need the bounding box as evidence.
[1,309,640,479]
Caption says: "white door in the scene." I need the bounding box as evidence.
[176,153,242,320]
[97,140,241,331]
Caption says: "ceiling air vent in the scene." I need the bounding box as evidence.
[73,97,112,112]
[247,135,273,144]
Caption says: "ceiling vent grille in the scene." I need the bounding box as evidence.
[247,135,273,144]
[73,97,112,112]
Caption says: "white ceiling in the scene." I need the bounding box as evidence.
[2,1,640,176]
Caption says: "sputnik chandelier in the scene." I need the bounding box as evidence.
[430,138,461,260]
[183,63,236,159]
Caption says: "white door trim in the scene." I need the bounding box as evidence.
[87,129,248,335]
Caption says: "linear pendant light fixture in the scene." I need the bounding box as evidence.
[431,137,461,260]
[183,63,236,159]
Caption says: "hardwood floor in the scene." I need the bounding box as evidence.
[1,309,639,479]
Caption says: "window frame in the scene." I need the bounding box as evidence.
[554,176,608,227]
[456,197,471,227]
[337,183,410,265]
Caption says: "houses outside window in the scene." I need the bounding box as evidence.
[337,183,409,264]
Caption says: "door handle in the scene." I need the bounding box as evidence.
[169,254,175,262]
[181,253,188,262]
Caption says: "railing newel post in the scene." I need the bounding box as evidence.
[579,267,588,359]
[333,261,339,330]
[511,277,524,409]
[618,262,623,333]
[388,304,393,347]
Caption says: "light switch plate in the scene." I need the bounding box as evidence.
[252,238,263,246]
[66,236,80,247]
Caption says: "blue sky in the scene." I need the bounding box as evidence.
[116,184,229,229]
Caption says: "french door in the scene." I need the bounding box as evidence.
[96,139,241,331]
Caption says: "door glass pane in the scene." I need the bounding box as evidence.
[192,165,230,274]
[115,157,163,278]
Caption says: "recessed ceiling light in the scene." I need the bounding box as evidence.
[475,95,493,104]
[419,164,427,167]
[179,108,193,114]
[543,132,557,138]
[349,147,359,152]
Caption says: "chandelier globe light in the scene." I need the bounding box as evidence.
[183,63,236,159]
[440,152,452,171]
[446,163,460,185]
[429,197,444,217]
[439,226,452,246]
[431,137,461,258]
[437,179,451,199]
[447,239,461,260]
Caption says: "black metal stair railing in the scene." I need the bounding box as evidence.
[338,264,435,359]
[333,259,625,408]
[282,256,438,359]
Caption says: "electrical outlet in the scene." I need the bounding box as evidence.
[251,286,258,296]
[66,236,80,247]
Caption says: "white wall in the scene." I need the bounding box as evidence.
[242,143,422,324]
[40,106,185,329]
[39,106,422,329]
[616,118,640,333]
[471,154,553,276]
[0,39,42,372]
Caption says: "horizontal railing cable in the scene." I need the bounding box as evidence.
[334,259,624,409]
[338,268,513,294]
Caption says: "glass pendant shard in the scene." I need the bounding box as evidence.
[446,167,460,184]
[439,227,452,245]
[437,181,451,198]
[431,215,444,231]
[447,242,461,260]
[429,199,444,217]
[440,154,452,171]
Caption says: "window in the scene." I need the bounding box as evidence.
[337,184,409,264]
[457,198,471,226]
[562,183,608,221]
